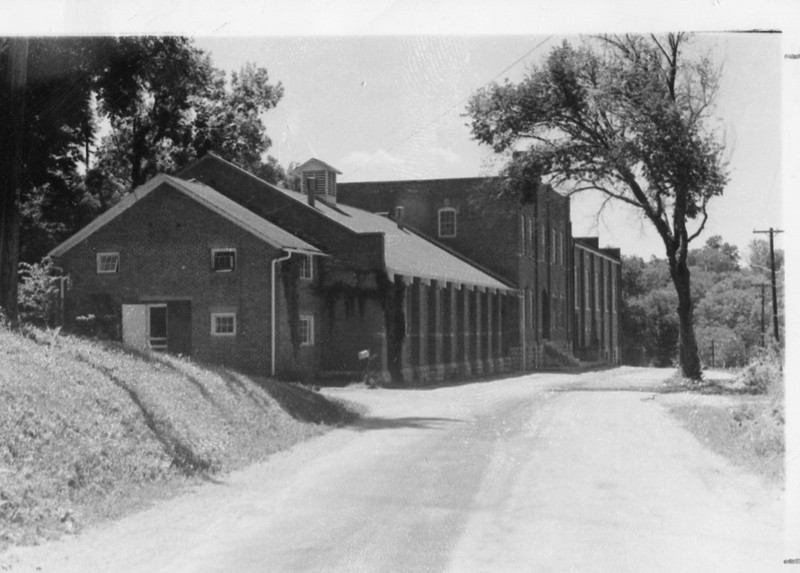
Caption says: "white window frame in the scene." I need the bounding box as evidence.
[299,314,315,346]
[299,254,314,280]
[438,207,457,238]
[96,252,120,274]
[211,248,236,273]
[211,312,237,336]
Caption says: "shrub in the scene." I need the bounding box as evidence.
[18,257,67,328]
[736,345,783,394]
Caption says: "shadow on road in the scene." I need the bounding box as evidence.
[348,416,464,431]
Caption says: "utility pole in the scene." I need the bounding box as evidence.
[753,227,783,344]
[760,282,766,347]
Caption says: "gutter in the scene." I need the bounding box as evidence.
[520,291,526,371]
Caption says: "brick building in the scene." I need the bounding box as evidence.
[338,176,621,368]
[51,155,520,383]
[51,154,620,382]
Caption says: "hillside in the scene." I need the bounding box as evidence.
[0,326,358,551]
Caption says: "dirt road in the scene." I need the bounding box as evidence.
[1,368,785,572]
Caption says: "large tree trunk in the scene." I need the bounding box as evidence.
[0,38,28,322]
[669,256,702,380]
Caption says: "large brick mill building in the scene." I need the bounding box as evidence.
[51,154,621,383]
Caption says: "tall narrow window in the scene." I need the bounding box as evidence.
[299,254,314,280]
[299,315,315,345]
[438,208,457,238]
[96,252,120,274]
[539,226,545,262]
[211,248,236,272]
[528,218,535,257]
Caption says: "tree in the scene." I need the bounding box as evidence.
[2,36,287,320]
[467,34,728,380]
[747,238,783,273]
[95,39,285,192]
[1,37,107,319]
[687,235,739,273]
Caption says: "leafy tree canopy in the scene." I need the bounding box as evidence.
[468,33,730,379]
[95,38,285,191]
[747,238,783,273]
[6,36,287,265]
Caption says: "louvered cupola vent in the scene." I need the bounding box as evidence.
[295,158,342,206]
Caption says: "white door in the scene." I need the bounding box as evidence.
[122,304,148,350]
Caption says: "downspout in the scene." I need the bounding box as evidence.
[520,290,526,371]
[271,250,294,377]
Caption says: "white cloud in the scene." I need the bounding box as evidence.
[339,148,407,173]
[429,146,461,164]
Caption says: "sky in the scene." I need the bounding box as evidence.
[196,33,783,262]
[2,0,795,262]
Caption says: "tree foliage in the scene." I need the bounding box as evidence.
[95,38,285,193]
[687,235,739,273]
[620,237,783,369]
[467,34,729,379]
[747,238,783,272]
[1,37,287,320]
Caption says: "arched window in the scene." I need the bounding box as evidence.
[438,207,457,238]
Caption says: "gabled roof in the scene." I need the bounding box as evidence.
[265,181,514,291]
[294,157,342,174]
[178,153,516,292]
[49,175,323,257]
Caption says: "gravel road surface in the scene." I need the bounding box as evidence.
[1,368,785,572]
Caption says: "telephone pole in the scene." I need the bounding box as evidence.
[753,227,783,343]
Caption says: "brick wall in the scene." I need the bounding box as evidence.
[339,177,578,368]
[55,183,320,377]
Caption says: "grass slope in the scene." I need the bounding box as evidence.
[0,326,359,551]
[662,362,784,485]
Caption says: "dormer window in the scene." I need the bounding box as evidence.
[438,207,456,238]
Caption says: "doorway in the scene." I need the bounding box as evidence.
[148,304,168,351]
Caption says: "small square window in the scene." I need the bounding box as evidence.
[299,254,313,280]
[97,252,120,274]
[299,315,314,346]
[211,313,236,336]
[212,249,236,272]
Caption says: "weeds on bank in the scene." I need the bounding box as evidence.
[0,324,357,551]
[664,346,784,484]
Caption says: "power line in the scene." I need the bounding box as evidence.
[346,35,553,180]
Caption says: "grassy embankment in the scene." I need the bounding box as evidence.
[663,350,785,485]
[0,326,359,551]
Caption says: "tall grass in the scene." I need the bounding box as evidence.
[0,325,357,550]
[732,345,784,462]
